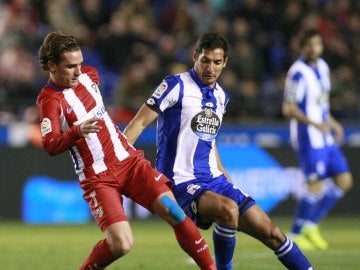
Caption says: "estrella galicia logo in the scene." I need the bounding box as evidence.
[191,107,220,141]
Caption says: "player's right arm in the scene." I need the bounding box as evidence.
[283,100,330,134]
[37,95,83,155]
[123,104,158,145]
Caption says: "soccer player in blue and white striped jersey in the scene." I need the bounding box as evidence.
[283,29,353,250]
[125,32,313,269]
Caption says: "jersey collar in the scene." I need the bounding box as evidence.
[47,79,65,92]
[189,68,217,99]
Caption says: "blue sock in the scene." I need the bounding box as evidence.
[310,184,344,224]
[275,237,313,270]
[213,224,236,270]
[291,190,318,234]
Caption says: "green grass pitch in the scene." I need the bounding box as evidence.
[1,216,359,269]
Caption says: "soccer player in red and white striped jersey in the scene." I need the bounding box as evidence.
[36,31,216,270]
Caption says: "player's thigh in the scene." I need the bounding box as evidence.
[198,190,239,222]
[80,176,127,231]
[124,158,171,212]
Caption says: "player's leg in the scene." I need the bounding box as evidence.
[79,221,133,270]
[303,172,352,249]
[212,224,237,270]
[126,158,216,269]
[79,175,133,269]
[288,180,322,250]
[302,147,352,249]
[289,150,324,250]
[310,172,351,224]
[239,205,313,270]
[153,191,216,270]
[196,191,239,270]
[309,147,353,225]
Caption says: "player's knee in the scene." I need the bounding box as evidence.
[265,224,284,250]
[307,180,323,194]
[219,199,239,228]
[336,172,353,192]
[108,236,133,257]
[160,195,186,223]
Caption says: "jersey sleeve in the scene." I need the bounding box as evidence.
[284,70,304,103]
[145,75,180,114]
[37,93,83,155]
[82,66,99,85]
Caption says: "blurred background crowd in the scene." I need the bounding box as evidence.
[0,0,359,128]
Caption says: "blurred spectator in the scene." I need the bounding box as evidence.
[111,52,159,123]
[44,0,87,38]
[0,45,40,115]
[224,76,263,121]
[230,38,265,80]
[330,64,360,119]
[158,0,193,34]
[99,0,157,72]
[188,0,217,36]
[22,106,42,147]
[0,0,41,52]
[0,0,359,124]
[260,73,286,120]
[76,0,107,33]
[211,14,231,37]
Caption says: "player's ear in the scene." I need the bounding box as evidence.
[192,51,198,62]
[223,56,229,68]
[48,61,56,72]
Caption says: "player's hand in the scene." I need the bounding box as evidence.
[332,122,344,143]
[313,122,331,134]
[80,116,102,139]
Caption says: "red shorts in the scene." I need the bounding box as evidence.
[79,153,171,231]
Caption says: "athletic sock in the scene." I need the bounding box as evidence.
[291,190,319,234]
[310,183,344,224]
[79,239,116,270]
[212,223,236,270]
[173,216,216,270]
[275,237,313,270]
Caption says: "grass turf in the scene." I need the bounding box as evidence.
[1,215,359,269]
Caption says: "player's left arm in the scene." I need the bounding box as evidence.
[214,144,233,183]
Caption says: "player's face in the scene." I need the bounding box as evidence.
[49,49,83,88]
[304,35,323,63]
[193,48,228,88]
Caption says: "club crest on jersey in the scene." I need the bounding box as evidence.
[91,83,99,93]
[191,107,220,141]
[154,82,168,98]
[95,206,104,218]
[40,118,52,136]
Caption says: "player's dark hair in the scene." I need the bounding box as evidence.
[300,29,321,48]
[194,32,229,59]
[38,31,80,71]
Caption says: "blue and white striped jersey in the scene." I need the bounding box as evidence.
[284,57,334,150]
[146,68,229,185]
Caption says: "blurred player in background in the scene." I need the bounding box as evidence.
[36,31,216,270]
[124,32,313,270]
[283,29,353,250]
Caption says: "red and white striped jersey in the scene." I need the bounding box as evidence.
[36,66,137,181]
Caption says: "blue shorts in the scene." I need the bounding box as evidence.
[172,174,255,230]
[298,144,349,182]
